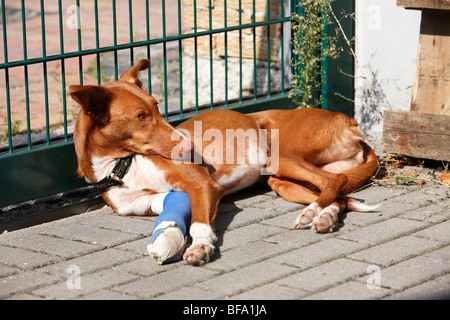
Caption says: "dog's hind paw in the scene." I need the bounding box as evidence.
[294,202,321,229]
[312,205,339,233]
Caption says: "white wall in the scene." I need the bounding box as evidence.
[354,0,421,147]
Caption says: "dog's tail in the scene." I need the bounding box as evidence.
[345,197,380,212]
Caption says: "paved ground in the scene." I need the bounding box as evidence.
[1,160,449,301]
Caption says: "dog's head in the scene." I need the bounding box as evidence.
[70,59,192,163]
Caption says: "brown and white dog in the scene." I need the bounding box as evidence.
[70,59,379,266]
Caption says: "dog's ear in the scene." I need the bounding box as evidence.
[119,59,150,88]
[69,85,112,125]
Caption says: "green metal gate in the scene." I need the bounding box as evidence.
[0,0,354,208]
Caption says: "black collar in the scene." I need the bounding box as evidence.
[86,155,133,191]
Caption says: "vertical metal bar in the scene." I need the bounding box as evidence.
[291,0,303,97]
[321,5,329,111]
[209,0,213,110]
[280,0,285,95]
[129,0,134,65]
[1,0,13,152]
[40,0,50,145]
[252,0,257,100]
[21,0,31,149]
[224,0,228,108]
[94,0,101,84]
[193,0,199,113]
[76,0,83,85]
[146,0,152,94]
[267,0,271,98]
[178,0,183,116]
[58,0,68,140]
[162,0,168,119]
[239,0,242,104]
[113,0,118,80]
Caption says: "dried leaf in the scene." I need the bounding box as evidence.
[416,179,425,186]
[439,172,450,185]
[403,173,418,177]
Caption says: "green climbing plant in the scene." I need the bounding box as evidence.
[289,0,340,109]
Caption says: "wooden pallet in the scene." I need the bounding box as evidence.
[382,1,450,161]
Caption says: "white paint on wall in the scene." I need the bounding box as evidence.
[354,0,421,146]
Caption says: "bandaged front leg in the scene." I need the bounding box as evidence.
[147,191,191,264]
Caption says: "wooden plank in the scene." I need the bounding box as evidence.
[411,10,450,115]
[397,0,450,10]
[382,111,450,161]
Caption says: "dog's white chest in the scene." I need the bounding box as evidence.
[92,154,172,215]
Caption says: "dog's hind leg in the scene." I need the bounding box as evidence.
[267,176,319,229]
[268,176,346,231]
[267,155,348,212]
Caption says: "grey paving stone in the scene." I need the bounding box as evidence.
[305,280,393,300]
[0,233,102,258]
[348,236,442,266]
[207,240,291,272]
[114,238,149,255]
[424,245,450,261]
[0,264,19,277]
[153,284,222,300]
[263,228,333,250]
[114,256,185,277]
[272,238,368,270]
[0,245,60,270]
[250,197,305,213]
[384,273,450,300]
[40,222,143,247]
[259,210,300,229]
[223,191,277,209]
[276,258,371,292]
[79,214,157,236]
[0,270,60,299]
[214,207,281,232]
[5,293,46,300]
[338,218,429,245]
[348,186,407,203]
[113,265,219,299]
[400,199,450,223]
[230,282,308,300]
[216,223,285,252]
[413,220,450,243]
[195,260,298,298]
[78,289,140,300]
[33,268,140,299]
[36,248,141,278]
[357,255,450,291]
[342,210,388,227]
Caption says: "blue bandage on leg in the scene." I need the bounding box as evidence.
[147,191,192,264]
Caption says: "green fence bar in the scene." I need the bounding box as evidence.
[267,0,271,98]
[76,0,83,85]
[209,0,214,110]
[252,0,257,100]
[128,0,134,65]
[178,0,183,116]
[238,0,243,104]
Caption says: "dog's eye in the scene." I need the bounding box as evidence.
[137,113,147,120]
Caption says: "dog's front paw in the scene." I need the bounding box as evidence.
[184,223,217,266]
[294,202,321,229]
[184,243,215,266]
[312,205,339,233]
